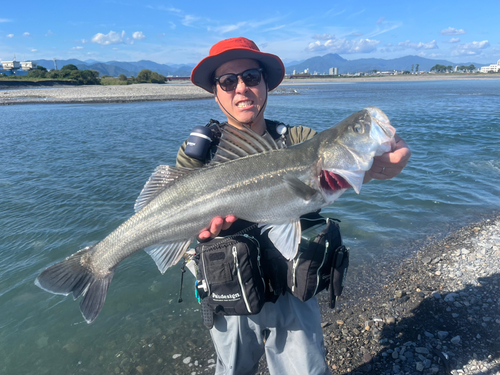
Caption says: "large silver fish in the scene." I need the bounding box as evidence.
[35,106,395,323]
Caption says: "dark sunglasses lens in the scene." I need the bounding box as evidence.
[241,69,261,86]
[219,74,238,91]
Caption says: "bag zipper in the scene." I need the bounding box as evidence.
[232,245,252,313]
[242,234,265,289]
[292,252,302,293]
[313,239,329,296]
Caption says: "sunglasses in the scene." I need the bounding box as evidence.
[214,68,264,92]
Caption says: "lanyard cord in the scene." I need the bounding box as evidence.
[214,83,268,131]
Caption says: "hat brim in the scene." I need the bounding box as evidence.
[191,48,285,93]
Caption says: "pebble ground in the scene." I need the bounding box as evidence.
[260,215,500,375]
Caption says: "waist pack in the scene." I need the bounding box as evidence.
[288,215,349,308]
[193,233,266,328]
[184,214,349,327]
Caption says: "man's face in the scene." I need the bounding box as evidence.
[213,59,267,130]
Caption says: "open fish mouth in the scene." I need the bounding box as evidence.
[320,170,352,191]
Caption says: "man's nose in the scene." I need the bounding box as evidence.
[234,76,248,93]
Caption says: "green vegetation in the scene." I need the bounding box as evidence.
[430,64,477,73]
[0,65,168,86]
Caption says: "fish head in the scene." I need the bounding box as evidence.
[317,106,396,200]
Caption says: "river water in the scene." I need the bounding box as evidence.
[1,80,500,374]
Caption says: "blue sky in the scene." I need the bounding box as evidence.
[1,0,499,66]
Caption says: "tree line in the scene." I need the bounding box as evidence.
[1,64,169,85]
[430,64,476,73]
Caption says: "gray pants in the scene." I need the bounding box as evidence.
[210,293,331,375]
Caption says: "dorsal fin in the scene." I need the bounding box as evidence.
[209,124,282,166]
[134,165,192,212]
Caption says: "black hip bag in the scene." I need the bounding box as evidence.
[288,215,349,308]
[194,233,266,320]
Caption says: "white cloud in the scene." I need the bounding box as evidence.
[440,27,466,36]
[169,22,176,30]
[6,34,14,38]
[91,30,126,45]
[156,5,181,13]
[132,31,146,40]
[308,37,380,54]
[313,33,334,41]
[45,30,54,37]
[397,40,438,50]
[0,18,13,23]
[376,17,385,25]
[215,22,247,34]
[182,15,199,27]
[23,32,30,37]
[452,40,490,56]
[72,46,84,50]
[31,49,37,52]
[445,38,460,43]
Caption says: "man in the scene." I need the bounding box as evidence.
[177,37,411,375]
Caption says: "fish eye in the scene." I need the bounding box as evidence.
[353,124,365,134]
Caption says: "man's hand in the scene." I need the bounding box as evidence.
[365,135,411,182]
[198,215,238,240]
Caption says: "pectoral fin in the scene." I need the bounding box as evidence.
[145,239,194,274]
[283,175,319,201]
[259,220,301,260]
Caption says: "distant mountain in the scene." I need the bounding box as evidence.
[33,59,194,78]
[30,54,487,79]
[76,62,131,77]
[287,54,484,74]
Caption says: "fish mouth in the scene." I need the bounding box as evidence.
[320,170,352,192]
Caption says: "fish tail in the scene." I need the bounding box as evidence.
[35,245,114,324]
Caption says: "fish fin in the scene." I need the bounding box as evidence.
[329,169,365,194]
[145,239,193,274]
[34,245,114,324]
[209,124,281,165]
[259,221,301,260]
[135,165,192,212]
[283,175,319,201]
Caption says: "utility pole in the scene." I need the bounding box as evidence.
[53,58,57,70]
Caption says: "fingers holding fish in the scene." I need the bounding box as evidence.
[368,135,411,180]
[198,215,238,240]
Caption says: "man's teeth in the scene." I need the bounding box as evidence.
[236,101,252,108]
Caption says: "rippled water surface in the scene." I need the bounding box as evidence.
[1,80,500,374]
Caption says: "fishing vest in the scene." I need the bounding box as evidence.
[177,120,349,328]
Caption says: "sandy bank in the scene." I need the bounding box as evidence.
[1,74,499,105]
[0,83,213,105]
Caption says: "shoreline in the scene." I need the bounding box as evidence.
[302,213,500,375]
[1,75,499,106]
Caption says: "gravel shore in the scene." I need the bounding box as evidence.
[308,214,500,375]
[0,83,213,105]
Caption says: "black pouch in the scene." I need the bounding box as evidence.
[287,214,348,307]
[194,234,266,320]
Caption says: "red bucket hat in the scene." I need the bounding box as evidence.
[191,37,285,93]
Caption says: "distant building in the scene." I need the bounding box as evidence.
[1,60,21,71]
[1,58,37,72]
[304,68,309,74]
[292,70,296,75]
[21,61,37,70]
[329,67,338,75]
[480,59,500,73]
